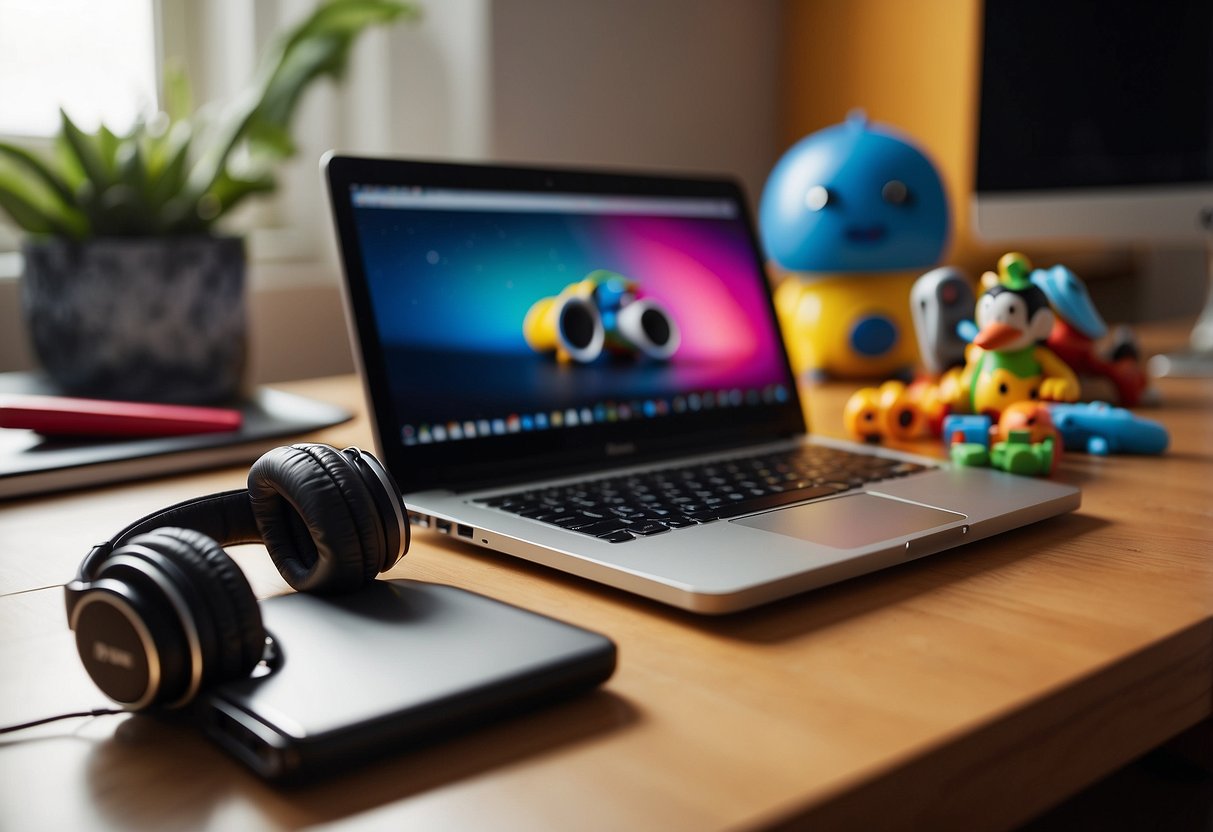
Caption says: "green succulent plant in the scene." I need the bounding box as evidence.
[0,0,416,239]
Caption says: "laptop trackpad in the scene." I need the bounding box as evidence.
[732,492,966,550]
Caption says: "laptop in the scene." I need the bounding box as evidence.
[323,155,1080,614]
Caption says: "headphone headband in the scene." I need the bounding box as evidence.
[80,490,260,581]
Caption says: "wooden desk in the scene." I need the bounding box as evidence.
[2,324,1211,830]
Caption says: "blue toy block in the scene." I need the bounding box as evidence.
[942,414,992,447]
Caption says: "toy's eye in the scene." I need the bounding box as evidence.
[881,180,909,205]
[804,185,832,211]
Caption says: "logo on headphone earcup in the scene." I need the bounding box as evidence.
[65,528,265,710]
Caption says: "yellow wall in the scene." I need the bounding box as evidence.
[776,0,1213,328]
[779,0,989,271]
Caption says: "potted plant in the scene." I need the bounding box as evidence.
[0,0,416,404]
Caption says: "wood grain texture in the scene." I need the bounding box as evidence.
[1,324,1211,831]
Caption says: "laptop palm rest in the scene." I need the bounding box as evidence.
[732,492,967,550]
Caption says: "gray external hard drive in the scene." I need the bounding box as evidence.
[193,580,616,781]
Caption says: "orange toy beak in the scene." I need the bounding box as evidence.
[973,322,1023,350]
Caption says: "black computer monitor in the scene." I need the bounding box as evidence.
[972,0,1213,374]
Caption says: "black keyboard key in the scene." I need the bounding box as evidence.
[551,513,598,528]
[574,518,634,536]
[630,508,671,519]
[610,505,643,517]
[628,521,671,536]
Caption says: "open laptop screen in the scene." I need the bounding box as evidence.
[326,158,804,492]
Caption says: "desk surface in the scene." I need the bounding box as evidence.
[2,323,1211,831]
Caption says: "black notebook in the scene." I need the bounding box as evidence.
[0,372,351,499]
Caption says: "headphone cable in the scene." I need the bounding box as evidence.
[0,708,124,735]
[1,582,126,733]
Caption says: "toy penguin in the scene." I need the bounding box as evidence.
[952,253,1080,418]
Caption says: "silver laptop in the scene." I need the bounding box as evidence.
[324,155,1080,613]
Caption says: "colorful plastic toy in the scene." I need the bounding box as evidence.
[523,270,679,363]
[943,399,1164,460]
[945,253,1080,418]
[942,413,992,446]
[945,417,1055,478]
[843,380,933,442]
[760,111,950,379]
[950,441,993,468]
[997,401,1060,473]
[1030,264,1150,406]
[841,377,955,443]
[843,385,886,442]
[911,266,976,376]
[1048,401,1169,455]
[990,431,1055,476]
[950,434,1055,477]
[996,401,1060,448]
[943,401,1060,476]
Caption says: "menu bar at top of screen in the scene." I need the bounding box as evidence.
[350,185,739,218]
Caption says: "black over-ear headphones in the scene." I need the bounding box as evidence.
[63,444,409,712]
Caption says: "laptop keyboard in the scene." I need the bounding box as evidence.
[473,445,933,543]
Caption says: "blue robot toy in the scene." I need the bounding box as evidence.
[760,111,950,379]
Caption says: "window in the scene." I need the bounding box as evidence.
[0,0,490,279]
[0,1,338,273]
[0,0,159,260]
[0,0,158,137]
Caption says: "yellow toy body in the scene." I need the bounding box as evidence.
[951,343,1080,417]
[843,379,934,442]
[774,271,921,379]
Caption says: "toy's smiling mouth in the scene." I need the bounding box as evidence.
[844,224,887,243]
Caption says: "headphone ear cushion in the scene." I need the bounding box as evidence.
[248,444,384,593]
[128,528,266,683]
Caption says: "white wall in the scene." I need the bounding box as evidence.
[489,0,780,209]
[1,0,783,382]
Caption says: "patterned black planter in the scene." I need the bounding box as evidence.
[21,236,247,404]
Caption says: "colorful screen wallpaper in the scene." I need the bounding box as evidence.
[351,188,792,446]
